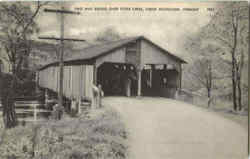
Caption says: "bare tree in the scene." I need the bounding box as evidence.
[201,2,248,111]
[0,2,48,128]
[188,58,213,107]
[185,41,222,107]
[183,30,234,107]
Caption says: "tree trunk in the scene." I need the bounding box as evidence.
[1,75,17,128]
[207,88,211,107]
[231,18,238,111]
[3,98,17,128]
[207,60,212,108]
[236,53,244,111]
[1,63,18,128]
[237,76,242,111]
[232,56,238,111]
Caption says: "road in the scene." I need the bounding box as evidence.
[103,97,248,159]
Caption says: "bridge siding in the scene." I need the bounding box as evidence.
[39,65,93,101]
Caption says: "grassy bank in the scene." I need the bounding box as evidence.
[191,100,248,130]
[0,106,128,159]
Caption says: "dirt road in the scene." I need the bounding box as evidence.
[103,97,247,159]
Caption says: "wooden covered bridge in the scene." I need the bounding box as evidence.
[38,36,187,103]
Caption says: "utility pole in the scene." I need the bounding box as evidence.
[39,5,85,117]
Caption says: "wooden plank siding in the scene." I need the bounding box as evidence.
[125,40,141,70]
[140,39,181,72]
[95,47,126,68]
[39,65,94,101]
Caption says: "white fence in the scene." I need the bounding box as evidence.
[0,101,52,123]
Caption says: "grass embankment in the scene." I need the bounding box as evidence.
[192,99,248,129]
[0,106,128,159]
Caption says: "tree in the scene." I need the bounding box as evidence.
[0,2,48,128]
[184,37,221,107]
[202,2,248,111]
[189,58,213,107]
[95,27,124,43]
[183,29,234,107]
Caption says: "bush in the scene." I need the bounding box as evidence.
[0,125,36,159]
[0,107,128,159]
[0,71,37,99]
[15,81,37,97]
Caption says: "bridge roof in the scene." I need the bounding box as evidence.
[39,36,186,70]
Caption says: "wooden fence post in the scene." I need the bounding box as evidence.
[34,104,37,122]
[78,98,82,114]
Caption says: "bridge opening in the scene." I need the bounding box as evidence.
[97,62,137,96]
[141,64,179,98]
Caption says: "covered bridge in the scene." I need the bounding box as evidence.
[38,36,186,102]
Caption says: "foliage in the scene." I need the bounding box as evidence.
[202,2,248,110]
[183,34,229,100]
[95,27,123,43]
[0,107,128,159]
[183,2,248,110]
[0,2,41,72]
[0,2,48,128]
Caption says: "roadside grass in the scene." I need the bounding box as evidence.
[210,101,248,130]
[192,99,248,129]
[0,106,128,159]
[214,110,248,130]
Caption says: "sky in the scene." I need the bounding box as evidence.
[35,2,218,60]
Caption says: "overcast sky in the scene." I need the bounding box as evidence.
[36,2,218,59]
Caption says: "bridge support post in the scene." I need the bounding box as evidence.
[137,70,142,97]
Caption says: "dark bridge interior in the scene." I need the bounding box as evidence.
[97,62,137,96]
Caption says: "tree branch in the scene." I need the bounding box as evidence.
[189,71,208,88]
[22,2,49,37]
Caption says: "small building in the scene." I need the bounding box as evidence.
[38,36,187,101]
